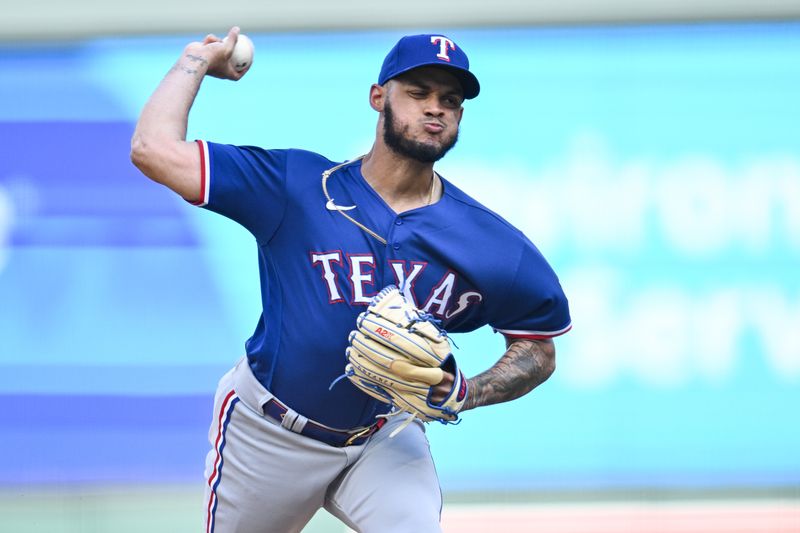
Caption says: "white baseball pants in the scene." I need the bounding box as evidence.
[203,357,443,533]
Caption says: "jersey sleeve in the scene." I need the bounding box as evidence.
[491,241,572,340]
[192,140,288,241]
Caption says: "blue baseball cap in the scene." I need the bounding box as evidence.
[378,34,480,99]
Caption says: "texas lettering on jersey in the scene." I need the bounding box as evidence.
[310,251,483,320]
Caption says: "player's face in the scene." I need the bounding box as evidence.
[382,67,464,163]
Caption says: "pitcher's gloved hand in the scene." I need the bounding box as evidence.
[345,286,468,426]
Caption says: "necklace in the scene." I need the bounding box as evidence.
[322,156,387,245]
[322,157,439,245]
[426,172,437,206]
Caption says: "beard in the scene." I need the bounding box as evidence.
[383,100,459,163]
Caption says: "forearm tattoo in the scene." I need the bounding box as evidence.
[174,54,208,76]
[463,338,556,411]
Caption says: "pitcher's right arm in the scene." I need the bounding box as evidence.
[130,27,249,203]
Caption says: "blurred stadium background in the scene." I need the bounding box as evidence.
[1,1,799,531]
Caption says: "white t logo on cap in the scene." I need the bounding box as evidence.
[430,36,455,62]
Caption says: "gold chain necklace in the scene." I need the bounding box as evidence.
[322,156,387,245]
[322,157,438,246]
[426,172,437,206]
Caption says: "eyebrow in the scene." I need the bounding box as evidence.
[401,76,463,98]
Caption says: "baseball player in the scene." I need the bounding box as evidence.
[131,28,571,533]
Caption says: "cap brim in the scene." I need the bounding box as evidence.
[448,68,480,100]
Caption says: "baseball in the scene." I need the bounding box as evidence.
[225,34,254,72]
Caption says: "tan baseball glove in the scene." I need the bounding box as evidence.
[345,285,468,429]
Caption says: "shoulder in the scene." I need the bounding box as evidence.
[283,148,339,168]
[279,149,351,183]
[440,176,527,240]
[438,174,557,284]
[436,175,542,285]
[206,143,338,169]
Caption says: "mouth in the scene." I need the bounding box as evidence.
[423,122,445,134]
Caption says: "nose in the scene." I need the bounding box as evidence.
[423,96,445,117]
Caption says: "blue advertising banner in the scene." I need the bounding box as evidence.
[1,23,798,490]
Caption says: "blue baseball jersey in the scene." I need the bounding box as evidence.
[193,141,571,429]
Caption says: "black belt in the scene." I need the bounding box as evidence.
[262,398,385,447]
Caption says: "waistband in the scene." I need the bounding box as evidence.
[231,357,384,447]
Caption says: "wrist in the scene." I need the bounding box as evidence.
[462,377,478,411]
[178,50,210,74]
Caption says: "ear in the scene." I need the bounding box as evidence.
[369,83,386,112]
[456,106,464,124]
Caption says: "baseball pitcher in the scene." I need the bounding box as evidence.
[131,28,571,533]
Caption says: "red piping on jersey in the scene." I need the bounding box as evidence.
[500,324,573,340]
[191,140,207,206]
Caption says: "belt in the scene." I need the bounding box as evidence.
[262,398,385,447]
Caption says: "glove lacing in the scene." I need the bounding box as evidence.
[376,409,418,438]
[332,284,465,440]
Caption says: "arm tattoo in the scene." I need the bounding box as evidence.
[174,54,209,76]
[463,338,556,411]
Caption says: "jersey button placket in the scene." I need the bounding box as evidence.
[392,217,403,250]
[384,214,414,285]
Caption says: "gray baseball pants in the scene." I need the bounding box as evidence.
[203,357,443,533]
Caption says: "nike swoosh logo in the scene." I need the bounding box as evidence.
[326,199,357,211]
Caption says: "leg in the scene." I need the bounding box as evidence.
[324,414,443,533]
[203,366,348,533]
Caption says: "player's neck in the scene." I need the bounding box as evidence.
[361,146,440,213]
